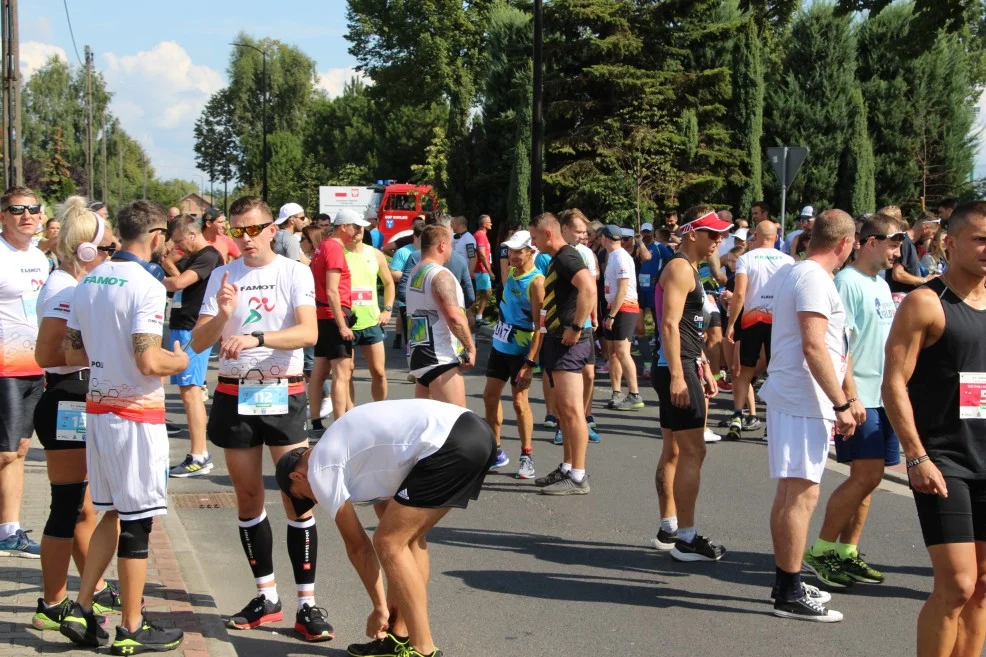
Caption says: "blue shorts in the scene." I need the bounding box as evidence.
[834,407,900,466]
[475,273,492,292]
[169,329,210,387]
[353,324,386,346]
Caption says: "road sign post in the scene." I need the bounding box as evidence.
[767,146,808,240]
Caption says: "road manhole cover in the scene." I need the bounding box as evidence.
[172,492,238,509]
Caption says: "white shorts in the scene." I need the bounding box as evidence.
[86,413,169,520]
[766,409,833,484]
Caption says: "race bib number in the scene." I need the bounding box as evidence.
[237,379,289,416]
[55,401,87,442]
[23,293,39,326]
[959,373,986,419]
[539,309,547,335]
[493,321,513,343]
[171,290,183,310]
[638,273,651,288]
[352,287,374,306]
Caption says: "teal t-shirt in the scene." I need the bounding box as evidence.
[834,266,896,408]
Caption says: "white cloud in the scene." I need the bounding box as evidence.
[20,41,67,78]
[317,68,368,98]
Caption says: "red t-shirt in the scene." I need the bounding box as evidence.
[206,234,241,261]
[311,238,351,320]
[474,230,491,274]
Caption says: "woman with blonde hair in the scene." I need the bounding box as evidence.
[30,196,122,632]
[920,227,948,276]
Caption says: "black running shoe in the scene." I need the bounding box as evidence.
[670,534,726,562]
[93,581,124,614]
[111,615,184,654]
[650,528,678,551]
[295,603,334,642]
[165,422,183,436]
[228,595,283,630]
[769,583,831,605]
[347,632,409,656]
[59,601,109,647]
[773,592,843,622]
[534,464,567,488]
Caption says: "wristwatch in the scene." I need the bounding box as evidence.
[524,358,538,368]
[569,324,584,332]
[250,331,265,348]
[384,305,393,312]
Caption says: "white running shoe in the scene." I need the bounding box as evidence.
[704,429,721,443]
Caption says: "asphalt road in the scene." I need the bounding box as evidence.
[165,331,931,657]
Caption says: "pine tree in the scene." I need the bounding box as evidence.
[38,126,76,201]
[732,12,765,215]
[837,86,876,214]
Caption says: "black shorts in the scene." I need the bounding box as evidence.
[208,391,308,449]
[0,375,44,451]
[353,324,385,346]
[540,335,592,376]
[485,348,526,386]
[34,374,89,451]
[652,363,707,431]
[914,476,986,546]
[707,311,722,330]
[315,318,353,361]
[395,412,496,509]
[416,362,461,387]
[604,311,637,342]
[739,322,771,369]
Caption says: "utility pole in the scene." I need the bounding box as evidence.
[1,0,23,188]
[530,0,543,218]
[101,114,107,203]
[142,153,147,199]
[230,42,269,203]
[84,45,94,199]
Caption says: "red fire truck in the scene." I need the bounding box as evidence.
[318,182,437,244]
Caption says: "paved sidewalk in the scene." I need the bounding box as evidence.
[0,441,234,657]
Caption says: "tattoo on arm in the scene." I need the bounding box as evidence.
[432,271,461,307]
[132,333,162,357]
[65,328,85,351]
[450,321,474,353]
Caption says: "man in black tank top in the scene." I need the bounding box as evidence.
[882,201,986,657]
[650,207,731,563]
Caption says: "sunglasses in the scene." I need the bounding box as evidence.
[97,243,118,255]
[227,222,273,239]
[4,204,41,215]
[866,232,906,243]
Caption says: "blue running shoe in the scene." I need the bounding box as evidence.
[553,429,564,445]
[586,415,597,430]
[489,449,510,471]
[588,425,601,443]
[0,529,40,558]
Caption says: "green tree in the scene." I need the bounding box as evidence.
[194,88,241,198]
[730,9,765,215]
[411,126,450,207]
[38,126,77,201]
[837,86,876,214]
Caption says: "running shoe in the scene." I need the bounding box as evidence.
[395,648,443,657]
[295,603,335,642]
[596,360,610,375]
[0,528,40,558]
[308,426,326,444]
[802,550,855,589]
[319,398,333,421]
[586,415,597,430]
[60,602,109,647]
[489,449,510,471]
[704,429,721,443]
[606,391,626,409]
[552,429,564,445]
[588,425,601,443]
[111,615,184,655]
[841,553,885,584]
[543,414,558,429]
[642,363,652,377]
[541,474,590,496]
[670,535,726,562]
[631,341,641,356]
[165,422,183,436]
[614,392,644,411]
[772,593,843,623]
[726,414,743,441]
[515,455,536,479]
[228,595,283,630]
[742,415,762,431]
[32,598,105,630]
[168,454,214,478]
[770,583,831,605]
[92,582,123,614]
[717,416,732,428]
[535,465,567,488]
[717,379,732,392]
[348,632,408,656]
[650,528,677,551]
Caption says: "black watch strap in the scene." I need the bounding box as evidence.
[251,331,265,348]
[524,358,538,368]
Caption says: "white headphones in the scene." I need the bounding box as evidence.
[76,212,105,263]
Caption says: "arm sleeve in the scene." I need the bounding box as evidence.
[132,283,168,335]
[291,262,317,308]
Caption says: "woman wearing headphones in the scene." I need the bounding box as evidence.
[30,196,122,630]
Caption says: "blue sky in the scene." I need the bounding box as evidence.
[18,1,986,185]
[20,0,359,186]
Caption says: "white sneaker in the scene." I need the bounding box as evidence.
[704,429,721,443]
[319,397,333,420]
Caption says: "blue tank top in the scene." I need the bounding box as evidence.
[493,267,543,356]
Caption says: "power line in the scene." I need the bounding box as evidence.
[62,0,83,65]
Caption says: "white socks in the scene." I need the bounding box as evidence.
[256,574,278,604]
[661,516,678,533]
[570,468,586,483]
[0,522,20,541]
[678,527,697,543]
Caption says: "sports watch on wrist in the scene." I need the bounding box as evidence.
[384,305,393,312]
[569,324,584,332]
[250,331,265,348]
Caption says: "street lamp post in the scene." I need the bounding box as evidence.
[531,0,543,218]
[230,42,268,204]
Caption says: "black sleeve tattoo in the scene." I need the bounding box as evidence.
[132,333,161,357]
[65,328,85,351]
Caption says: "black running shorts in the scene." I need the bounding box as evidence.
[34,375,88,451]
[604,311,637,342]
[394,412,496,509]
[0,375,44,452]
[485,348,527,386]
[652,363,707,431]
[315,318,354,361]
[739,322,771,369]
[208,391,308,449]
[416,362,461,387]
[914,476,986,546]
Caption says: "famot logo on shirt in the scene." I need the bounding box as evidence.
[242,296,276,327]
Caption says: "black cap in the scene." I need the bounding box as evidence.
[275,447,315,515]
[88,200,105,212]
[202,207,223,224]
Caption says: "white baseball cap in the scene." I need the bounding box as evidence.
[333,208,370,227]
[276,202,304,225]
[640,222,654,232]
[734,227,750,241]
[799,206,815,219]
[503,230,534,250]
[621,227,635,238]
